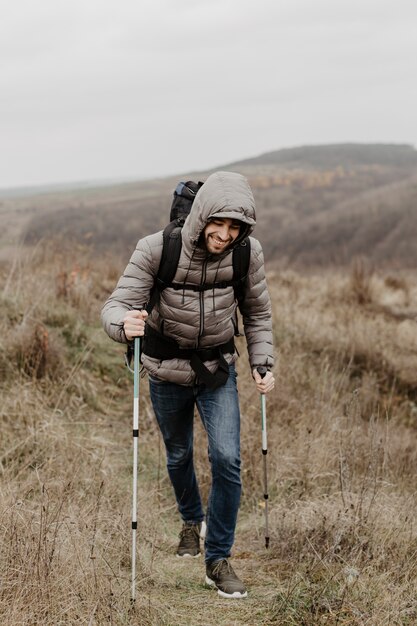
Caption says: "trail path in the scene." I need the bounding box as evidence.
[104,399,282,626]
[95,345,283,626]
[130,517,281,625]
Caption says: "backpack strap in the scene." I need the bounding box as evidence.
[146,219,183,314]
[232,237,251,303]
[231,237,251,335]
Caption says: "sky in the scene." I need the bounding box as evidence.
[1,0,417,189]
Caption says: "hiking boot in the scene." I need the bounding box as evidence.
[205,559,247,598]
[176,521,206,558]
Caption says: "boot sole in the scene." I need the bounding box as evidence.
[205,575,248,599]
[176,552,201,558]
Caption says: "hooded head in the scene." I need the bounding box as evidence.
[181,171,256,255]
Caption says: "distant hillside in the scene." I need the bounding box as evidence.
[232,144,417,268]
[228,143,417,268]
[229,143,417,170]
[2,143,417,268]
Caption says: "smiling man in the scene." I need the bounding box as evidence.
[102,171,274,599]
[203,217,241,254]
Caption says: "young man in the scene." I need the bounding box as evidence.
[101,171,274,599]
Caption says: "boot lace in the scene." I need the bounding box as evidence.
[178,524,199,549]
[211,558,235,578]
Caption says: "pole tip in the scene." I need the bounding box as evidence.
[265,536,270,549]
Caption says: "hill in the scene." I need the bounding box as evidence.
[229,142,417,170]
[1,143,417,268]
[230,144,417,268]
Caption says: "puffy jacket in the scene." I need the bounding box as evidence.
[101,171,274,385]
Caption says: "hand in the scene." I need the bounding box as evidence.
[252,368,275,394]
[123,309,148,340]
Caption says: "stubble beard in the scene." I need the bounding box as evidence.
[206,234,232,254]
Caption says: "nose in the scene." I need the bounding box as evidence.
[218,223,230,240]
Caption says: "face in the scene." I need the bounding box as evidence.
[203,218,241,254]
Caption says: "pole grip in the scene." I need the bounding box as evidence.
[257,366,268,379]
[131,305,145,369]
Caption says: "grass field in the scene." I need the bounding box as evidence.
[0,243,416,625]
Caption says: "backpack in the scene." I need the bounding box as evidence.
[146,180,251,318]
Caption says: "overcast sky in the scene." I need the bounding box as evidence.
[1,0,416,188]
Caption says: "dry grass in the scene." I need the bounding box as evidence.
[0,244,416,625]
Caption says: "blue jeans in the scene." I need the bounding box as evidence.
[149,365,241,563]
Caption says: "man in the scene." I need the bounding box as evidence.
[102,171,274,599]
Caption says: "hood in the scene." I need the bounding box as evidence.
[181,171,256,252]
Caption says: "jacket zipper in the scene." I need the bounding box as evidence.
[197,259,208,346]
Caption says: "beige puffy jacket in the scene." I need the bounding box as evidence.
[101,171,274,385]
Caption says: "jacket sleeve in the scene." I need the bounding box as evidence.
[239,237,274,370]
[101,233,160,344]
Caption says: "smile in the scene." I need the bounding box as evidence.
[211,236,229,245]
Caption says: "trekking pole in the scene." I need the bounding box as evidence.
[130,306,143,603]
[257,366,270,549]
